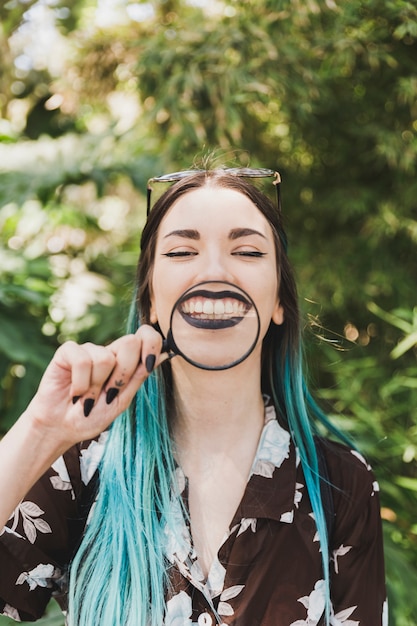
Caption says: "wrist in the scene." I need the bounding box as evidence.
[18,406,71,464]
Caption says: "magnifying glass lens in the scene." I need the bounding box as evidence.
[167,281,260,370]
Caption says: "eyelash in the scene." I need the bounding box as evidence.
[163,251,197,257]
[163,251,266,258]
[232,251,266,258]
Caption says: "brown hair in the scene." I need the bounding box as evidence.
[136,170,301,390]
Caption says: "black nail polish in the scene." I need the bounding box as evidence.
[106,387,119,404]
[145,354,156,373]
[72,395,81,404]
[83,398,95,417]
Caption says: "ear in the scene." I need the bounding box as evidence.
[149,301,158,325]
[148,279,158,324]
[272,301,284,326]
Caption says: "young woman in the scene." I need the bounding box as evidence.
[0,169,386,625]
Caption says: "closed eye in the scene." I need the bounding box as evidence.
[163,251,198,258]
[232,251,267,257]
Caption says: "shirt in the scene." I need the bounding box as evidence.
[0,404,387,625]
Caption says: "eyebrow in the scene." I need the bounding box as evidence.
[163,228,266,240]
[228,228,266,240]
[163,229,200,240]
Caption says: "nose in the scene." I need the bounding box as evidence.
[197,247,234,284]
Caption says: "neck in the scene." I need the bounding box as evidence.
[170,356,265,469]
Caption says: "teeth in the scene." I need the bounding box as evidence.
[214,300,224,315]
[203,300,214,315]
[180,297,248,319]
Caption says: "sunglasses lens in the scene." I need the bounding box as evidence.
[153,170,203,183]
[227,168,276,178]
[147,168,280,215]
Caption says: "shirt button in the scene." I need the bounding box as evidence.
[198,613,213,626]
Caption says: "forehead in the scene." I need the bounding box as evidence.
[157,186,273,236]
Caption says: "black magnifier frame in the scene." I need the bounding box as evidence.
[161,281,261,371]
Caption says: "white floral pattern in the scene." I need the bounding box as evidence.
[332,545,353,574]
[291,579,326,626]
[207,558,227,598]
[1,403,387,624]
[165,591,193,626]
[16,563,56,591]
[280,510,294,523]
[236,517,257,537]
[7,501,51,544]
[294,482,304,508]
[1,604,21,621]
[164,488,193,567]
[350,450,370,470]
[50,456,74,497]
[79,432,108,485]
[250,414,290,479]
[218,585,245,618]
[331,606,359,626]
[382,600,389,626]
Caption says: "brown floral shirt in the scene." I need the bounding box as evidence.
[0,405,387,625]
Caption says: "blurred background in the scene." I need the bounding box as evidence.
[0,0,416,623]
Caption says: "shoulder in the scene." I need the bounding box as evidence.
[319,438,379,496]
[318,439,382,544]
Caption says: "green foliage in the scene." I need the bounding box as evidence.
[317,330,417,625]
[0,0,416,624]
[0,280,55,430]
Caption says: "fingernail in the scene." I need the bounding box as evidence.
[83,398,95,417]
[106,387,119,404]
[72,395,81,404]
[145,354,156,373]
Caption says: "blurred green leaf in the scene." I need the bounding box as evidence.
[1,1,417,623]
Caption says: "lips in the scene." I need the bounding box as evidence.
[177,289,251,329]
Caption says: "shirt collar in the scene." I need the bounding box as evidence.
[231,403,298,524]
[163,403,299,595]
[172,401,299,526]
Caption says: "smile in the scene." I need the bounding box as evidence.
[177,289,251,329]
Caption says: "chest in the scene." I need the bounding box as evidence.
[165,510,323,626]
[186,461,249,578]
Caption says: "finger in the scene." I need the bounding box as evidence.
[37,341,87,402]
[104,326,163,404]
[136,324,164,372]
[103,334,144,403]
[68,343,117,414]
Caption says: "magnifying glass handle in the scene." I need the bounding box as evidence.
[161,329,176,359]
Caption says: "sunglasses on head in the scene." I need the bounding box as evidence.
[146,167,282,216]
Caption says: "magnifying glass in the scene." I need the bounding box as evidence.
[161,281,260,370]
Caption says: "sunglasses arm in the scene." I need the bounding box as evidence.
[146,185,153,216]
[273,172,282,214]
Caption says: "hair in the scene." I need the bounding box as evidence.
[68,170,348,625]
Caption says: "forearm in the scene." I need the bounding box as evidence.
[0,332,161,531]
[0,411,67,531]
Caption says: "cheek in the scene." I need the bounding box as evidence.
[149,275,175,336]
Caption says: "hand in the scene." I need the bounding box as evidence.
[23,325,165,451]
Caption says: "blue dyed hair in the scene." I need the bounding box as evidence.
[69,170,349,625]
